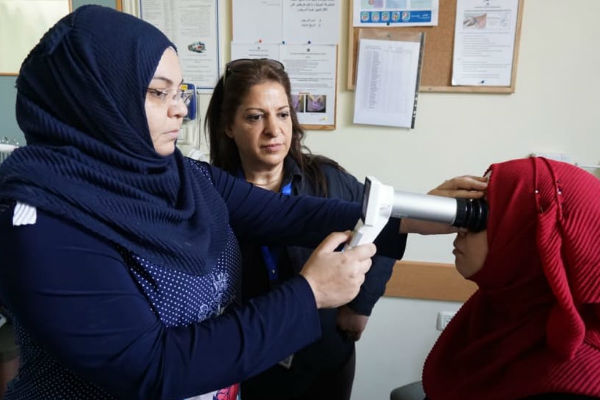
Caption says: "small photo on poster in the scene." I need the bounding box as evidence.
[463,13,487,29]
[291,94,306,113]
[306,94,327,113]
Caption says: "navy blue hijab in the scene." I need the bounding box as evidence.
[0,5,228,275]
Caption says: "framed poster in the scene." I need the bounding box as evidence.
[139,0,221,91]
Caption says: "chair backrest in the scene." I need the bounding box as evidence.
[390,381,425,400]
[0,143,17,165]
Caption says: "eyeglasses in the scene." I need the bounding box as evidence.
[223,58,285,86]
[147,86,194,106]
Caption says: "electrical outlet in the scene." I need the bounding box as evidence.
[436,311,456,331]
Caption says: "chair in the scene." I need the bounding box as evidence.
[390,381,425,400]
[0,321,19,397]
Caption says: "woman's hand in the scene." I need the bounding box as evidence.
[300,231,376,309]
[427,175,488,199]
[400,175,488,234]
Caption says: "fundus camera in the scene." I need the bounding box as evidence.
[346,176,488,248]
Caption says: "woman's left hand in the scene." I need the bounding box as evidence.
[427,175,488,199]
[400,175,488,234]
[336,305,369,341]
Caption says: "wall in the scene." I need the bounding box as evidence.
[1,1,599,398]
[0,77,18,143]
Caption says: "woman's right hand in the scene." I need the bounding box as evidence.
[300,231,375,309]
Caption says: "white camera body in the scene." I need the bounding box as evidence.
[345,176,394,249]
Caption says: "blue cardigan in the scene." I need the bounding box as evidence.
[0,160,404,400]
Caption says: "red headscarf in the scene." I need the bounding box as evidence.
[423,157,600,399]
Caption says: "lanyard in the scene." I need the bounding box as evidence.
[261,181,292,282]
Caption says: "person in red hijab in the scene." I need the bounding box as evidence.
[423,157,600,400]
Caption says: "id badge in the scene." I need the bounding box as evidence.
[278,354,294,369]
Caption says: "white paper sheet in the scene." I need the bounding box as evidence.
[353,38,421,129]
[452,0,519,86]
[140,0,220,91]
[283,0,340,44]
[232,0,282,43]
[228,43,337,127]
[353,0,438,27]
[281,44,337,126]
[232,0,340,44]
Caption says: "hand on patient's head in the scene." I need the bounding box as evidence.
[428,175,488,199]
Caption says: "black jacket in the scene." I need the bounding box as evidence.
[240,156,406,398]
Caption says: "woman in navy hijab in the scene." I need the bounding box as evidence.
[0,6,385,399]
[0,5,483,399]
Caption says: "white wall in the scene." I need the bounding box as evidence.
[191,1,600,399]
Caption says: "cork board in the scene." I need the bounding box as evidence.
[347,0,524,93]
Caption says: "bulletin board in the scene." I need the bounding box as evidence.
[347,0,524,93]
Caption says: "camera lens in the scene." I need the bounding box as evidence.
[454,198,488,232]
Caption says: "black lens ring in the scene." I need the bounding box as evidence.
[453,198,488,232]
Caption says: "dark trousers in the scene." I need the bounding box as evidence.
[242,349,356,400]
